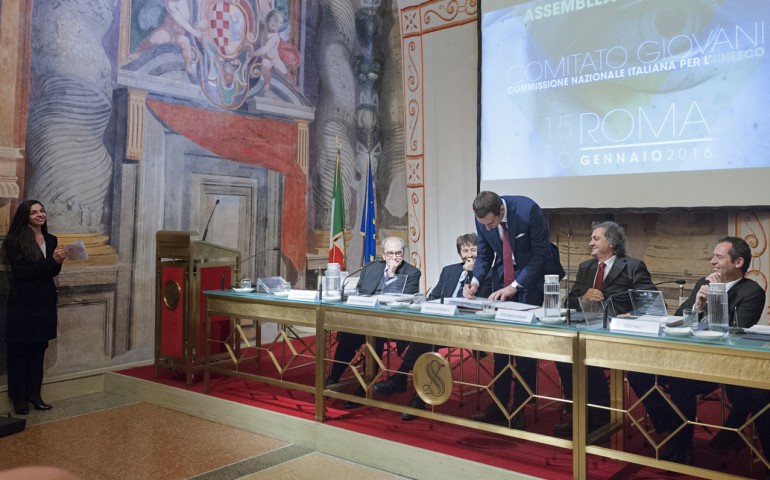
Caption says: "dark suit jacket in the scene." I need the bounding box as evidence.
[6,233,62,343]
[567,255,656,315]
[429,262,493,300]
[357,260,421,295]
[676,277,765,327]
[473,195,554,305]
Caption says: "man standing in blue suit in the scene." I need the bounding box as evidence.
[463,191,559,427]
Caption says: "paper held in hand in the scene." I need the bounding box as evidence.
[64,240,88,261]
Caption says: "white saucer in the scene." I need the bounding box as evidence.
[540,316,566,325]
[663,326,692,337]
[273,291,290,297]
[692,330,725,340]
[475,310,496,318]
[232,287,255,293]
[387,302,410,309]
[407,303,423,311]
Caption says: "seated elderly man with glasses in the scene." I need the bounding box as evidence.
[326,236,422,408]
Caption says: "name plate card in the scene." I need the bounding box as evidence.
[288,290,319,301]
[420,303,458,316]
[495,309,536,324]
[346,295,379,307]
[610,316,661,335]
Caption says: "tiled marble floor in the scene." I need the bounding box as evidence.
[0,394,409,480]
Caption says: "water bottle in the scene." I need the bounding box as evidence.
[325,263,341,299]
[706,282,729,332]
[542,274,561,321]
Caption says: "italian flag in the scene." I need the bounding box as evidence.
[329,151,346,268]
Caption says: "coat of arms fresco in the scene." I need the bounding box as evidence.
[123,0,302,110]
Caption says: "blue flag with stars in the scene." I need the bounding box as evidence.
[360,156,377,263]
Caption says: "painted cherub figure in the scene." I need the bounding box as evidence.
[253,9,289,91]
[129,0,202,75]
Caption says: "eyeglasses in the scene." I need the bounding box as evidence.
[384,251,404,258]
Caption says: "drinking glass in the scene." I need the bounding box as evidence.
[682,308,698,328]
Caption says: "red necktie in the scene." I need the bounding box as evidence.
[501,222,515,286]
[593,262,605,289]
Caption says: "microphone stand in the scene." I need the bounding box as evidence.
[656,279,687,287]
[425,284,435,301]
[220,247,280,290]
[318,266,324,301]
[202,199,220,242]
[602,289,630,329]
[654,278,687,318]
[339,260,380,302]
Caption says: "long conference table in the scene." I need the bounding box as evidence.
[203,290,770,480]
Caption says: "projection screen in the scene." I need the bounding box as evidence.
[479,0,770,208]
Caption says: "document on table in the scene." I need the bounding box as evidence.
[443,297,538,311]
[64,240,88,260]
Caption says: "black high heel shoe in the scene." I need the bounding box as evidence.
[28,395,52,410]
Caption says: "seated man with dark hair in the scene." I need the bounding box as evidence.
[554,221,657,437]
[326,236,421,408]
[371,233,492,420]
[640,236,768,465]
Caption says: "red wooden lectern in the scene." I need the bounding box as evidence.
[154,231,240,385]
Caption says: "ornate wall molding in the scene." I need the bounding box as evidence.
[296,120,309,175]
[401,0,477,37]
[399,0,476,283]
[125,89,148,162]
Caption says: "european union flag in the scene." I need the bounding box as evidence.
[360,156,376,263]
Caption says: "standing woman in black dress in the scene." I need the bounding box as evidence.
[3,200,69,414]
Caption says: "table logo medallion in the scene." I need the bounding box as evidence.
[413,352,453,405]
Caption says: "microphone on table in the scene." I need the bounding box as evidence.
[452,255,480,303]
[460,270,474,298]
[655,278,688,312]
[424,283,435,301]
[602,289,632,329]
[317,266,324,301]
[220,247,280,290]
[201,199,220,242]
[339,260,381,301]
[655,279,687,286]
[440,270,470,304]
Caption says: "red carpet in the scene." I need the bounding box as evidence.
[119,338,755,479]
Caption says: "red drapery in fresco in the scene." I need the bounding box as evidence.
[146,99,307,277]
